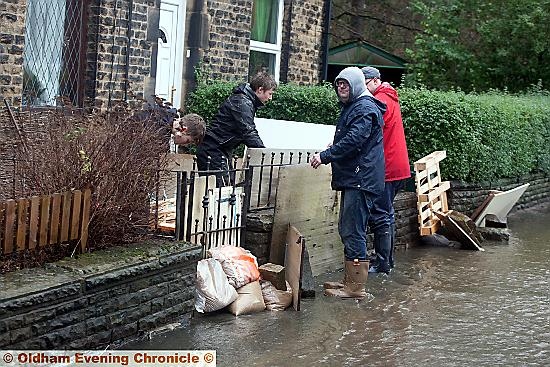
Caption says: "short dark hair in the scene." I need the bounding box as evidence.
[249,72,277,92]
[179,113,206,145]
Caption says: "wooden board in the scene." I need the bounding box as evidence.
[244,148,325,208]
[285,225,305,311]
[270,164,343,276]
[435,211,485,251]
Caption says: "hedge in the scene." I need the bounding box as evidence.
[186,82,550,182]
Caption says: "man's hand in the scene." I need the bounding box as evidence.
[310,153,322,169]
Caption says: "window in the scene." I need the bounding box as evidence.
[22,0,87,107]
[248,0,283,81]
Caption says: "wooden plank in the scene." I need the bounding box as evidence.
[413,150,446,170]
[418,181,451,202]
[39,195,51,246]
[28,196,40,249]
[70,190,82,240]
[434,211,485,251]
[3,200,16,254]
[80,189,91,253]
[420,220,441,235]
[60,191,71,242]
[270,164,343,276]
[15,198,28,251]
[285,224,305,311]
[49,193,62,245]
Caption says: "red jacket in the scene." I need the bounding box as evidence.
[373,83,411,181]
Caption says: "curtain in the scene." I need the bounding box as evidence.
[251,0,272,43]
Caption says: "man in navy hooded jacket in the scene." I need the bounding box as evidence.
[310,66,386,299]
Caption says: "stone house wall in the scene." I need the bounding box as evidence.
[0,0,27,107]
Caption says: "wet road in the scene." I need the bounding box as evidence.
[124,204,550,366]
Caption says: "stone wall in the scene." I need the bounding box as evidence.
[86,0,158,110]
[204,0,252,81]
[0,242,200,350]
[0,0,26,107]
[281,0,325,85]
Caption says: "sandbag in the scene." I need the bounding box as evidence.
[227,280,265,316]
[195,258,238,313]
[208,246,260,289]
[260,280,293,311]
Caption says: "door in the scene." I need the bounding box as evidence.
[155,0,186,109]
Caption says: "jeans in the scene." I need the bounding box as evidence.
[339,189,374,261]
[369,179,405,232]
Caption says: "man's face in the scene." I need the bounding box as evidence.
[336,80,350,103]
[255,87,274,104]
[365,78,379,94]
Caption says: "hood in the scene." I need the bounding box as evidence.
[233,83,264,108]
[374,82,399,102]
[334,67,367,103]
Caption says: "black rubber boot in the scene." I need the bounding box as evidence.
[389,223,396,269]
[369,228,391,274]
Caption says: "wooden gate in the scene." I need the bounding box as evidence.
[0,189,91,255]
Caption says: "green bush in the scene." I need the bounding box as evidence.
[187,80,550,182]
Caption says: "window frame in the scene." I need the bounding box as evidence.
[249,0,284,82]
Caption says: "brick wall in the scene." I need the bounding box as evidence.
[0,0,26,107]
[86,0,158,110]
[204,0,252,82]
[0,242,201,350]
[282,0,325,84]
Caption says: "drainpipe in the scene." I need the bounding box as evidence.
[124,0,133,101]
[181,0,209,108]
[321,0,332,82]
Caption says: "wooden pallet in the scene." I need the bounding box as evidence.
[414,151,450,235]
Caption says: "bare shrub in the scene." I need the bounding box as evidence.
[15,102,172,248]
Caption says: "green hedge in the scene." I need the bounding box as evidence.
[186,82,550,182]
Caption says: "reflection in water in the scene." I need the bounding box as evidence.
[123,205,550,366]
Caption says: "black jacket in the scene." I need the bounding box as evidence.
[320,95,386,195]
[199,84,265,162]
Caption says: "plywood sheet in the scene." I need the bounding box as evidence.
[270,164,343,276]
[244,148,326,208]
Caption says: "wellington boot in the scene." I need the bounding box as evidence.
[323,261,346,289]
[324,260,369,299]
[323,278,345,289]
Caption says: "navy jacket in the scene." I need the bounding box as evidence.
[320,95,386,195]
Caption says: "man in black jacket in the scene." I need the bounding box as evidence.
[197,72,277,186]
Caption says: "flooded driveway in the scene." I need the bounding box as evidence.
[123,204,550,366]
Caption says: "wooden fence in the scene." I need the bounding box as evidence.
[0,189,91,255]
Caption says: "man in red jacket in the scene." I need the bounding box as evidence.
[362,66,411,273]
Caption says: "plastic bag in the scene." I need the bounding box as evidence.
[260,280,293,311]
[207,246,260,289]
[195,258,238,313]
[227,280,266,316]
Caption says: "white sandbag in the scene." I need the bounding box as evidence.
[195,258,238,313]
[260,280,293,311]
[227,280,266,316]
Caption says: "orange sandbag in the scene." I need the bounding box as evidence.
[208,246,260,288]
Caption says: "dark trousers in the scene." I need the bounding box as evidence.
[369,179,405,232]
[339,189,374,261]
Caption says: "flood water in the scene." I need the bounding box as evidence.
[124,204,550,366]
